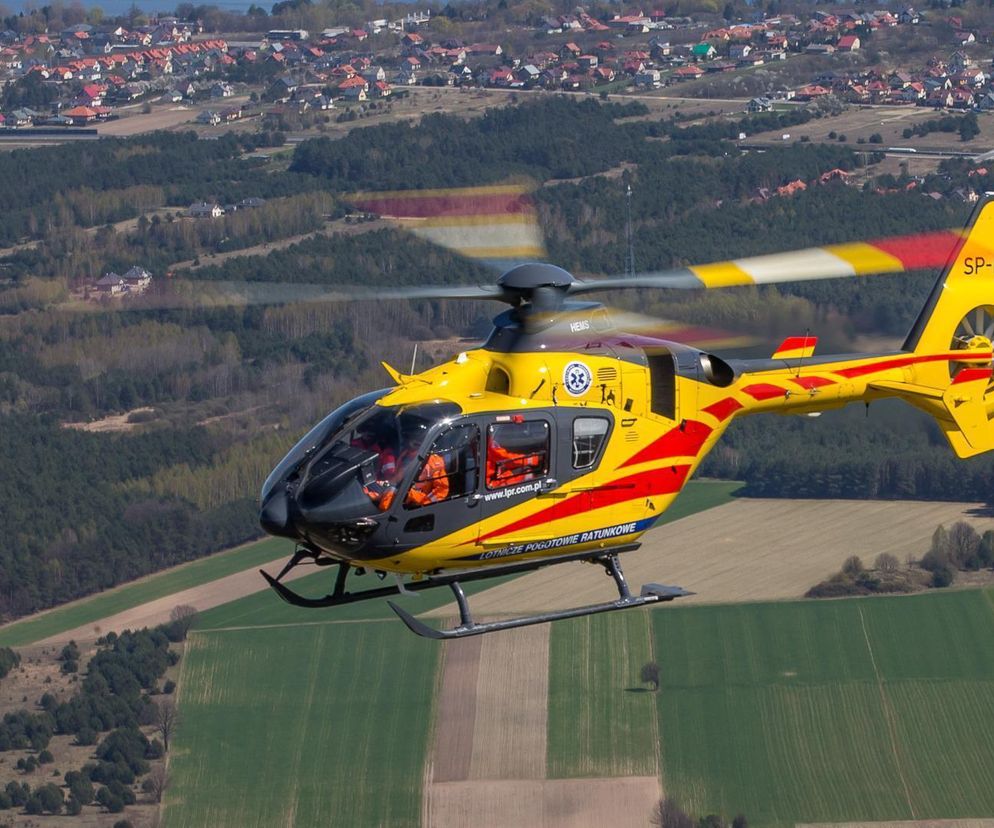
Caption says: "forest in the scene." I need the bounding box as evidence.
[1,95,991,623]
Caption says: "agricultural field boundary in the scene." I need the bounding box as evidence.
[0,535,294,648]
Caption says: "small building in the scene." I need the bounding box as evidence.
[747,96,773,112]
[122,266,152,293]
[691,42,716,60]
[189,202,223,218]
[95,273,126,295]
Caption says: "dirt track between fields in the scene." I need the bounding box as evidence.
[34,556,313,647]
[426,777,662,828]
[426,499,994,618]
[424,621,662,827]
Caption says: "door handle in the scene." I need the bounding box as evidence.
[538,478,558,493]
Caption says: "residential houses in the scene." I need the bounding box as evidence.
[0,1,990,129]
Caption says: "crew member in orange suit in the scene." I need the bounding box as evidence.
[486,432,541,487]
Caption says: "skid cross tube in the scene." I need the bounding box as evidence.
[261,545,642,609]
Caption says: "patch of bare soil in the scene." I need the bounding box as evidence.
[426,777,662,828]
[429,633,483,784]
[35,557,314,648]
[426,499,994,617]
[468,624,549,781]
[61,408,156,433]
[0,644,164,828]
[0,645,81,718]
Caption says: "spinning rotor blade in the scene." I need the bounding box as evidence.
[348,184,546,273]
[571,229,968,295]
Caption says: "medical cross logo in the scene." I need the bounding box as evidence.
[563,361,593,396]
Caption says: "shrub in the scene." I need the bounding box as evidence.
[842,556,864,577]
[931,565,954,588]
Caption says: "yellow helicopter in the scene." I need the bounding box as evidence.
[255,192,994,639]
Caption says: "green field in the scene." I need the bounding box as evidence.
[545,588,994,825]
[0,536,293,648]
[547,610,659,777]
[651,589,994,825]
[654,480,742,527]
[165,622,440,828]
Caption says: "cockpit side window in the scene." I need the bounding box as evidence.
[404,424,480,509]
[260,388,390,503]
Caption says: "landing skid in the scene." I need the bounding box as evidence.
[261,544,692,638]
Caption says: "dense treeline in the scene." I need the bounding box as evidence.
[289,97,654,188]
[191,227,495,287]
[2,191,340,283]
[0,416,261,616]
[0,132,318,246]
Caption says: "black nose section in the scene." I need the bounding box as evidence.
[259,488,296,539]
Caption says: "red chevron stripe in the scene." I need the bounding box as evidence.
[790,376,836,390]
[620,420,712,468]
[951,367,992,385]
[476,465,691,544]
[834,351,991,378]
[742,383,786,401]
[702,397,743,422]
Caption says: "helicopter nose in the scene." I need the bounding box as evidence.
[259,487,297,539]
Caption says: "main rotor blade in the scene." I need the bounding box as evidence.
[68,280,512,311]
[349,184,546,273]
[570,229,968,294]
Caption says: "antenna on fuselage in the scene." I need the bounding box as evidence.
[625,183,636,280]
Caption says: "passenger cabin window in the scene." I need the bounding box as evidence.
[405,424,479,509]
[572,418,609,469]
[486,421,549,490]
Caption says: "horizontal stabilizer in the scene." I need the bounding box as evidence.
[772,336,817,361]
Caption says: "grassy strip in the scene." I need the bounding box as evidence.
[652,479,741,529]
[0,537,293,648]
[166,622,440,827]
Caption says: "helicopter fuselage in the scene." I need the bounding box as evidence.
[258,304,989,577]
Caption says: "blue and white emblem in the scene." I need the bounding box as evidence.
[563,361,593,396]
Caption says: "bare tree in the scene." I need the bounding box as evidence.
[169,605,199,641]
[641,662,660,692]
[874,552,899,574]
[155,699,180,752]
[144,765,169,803]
